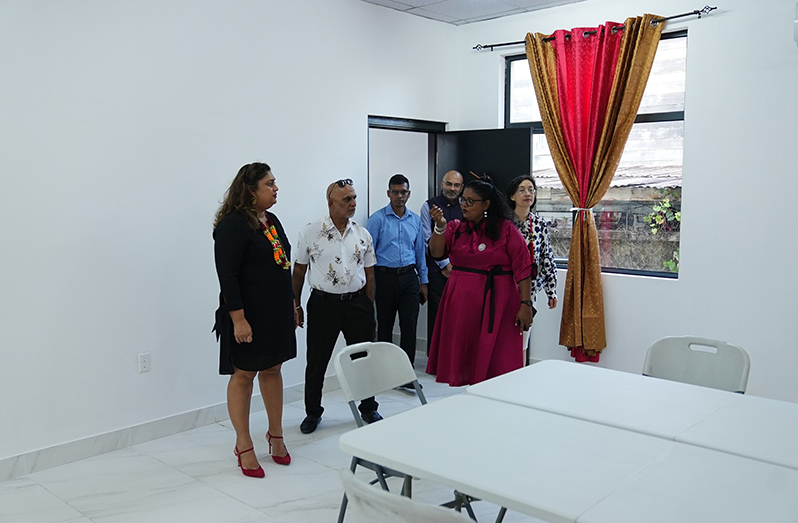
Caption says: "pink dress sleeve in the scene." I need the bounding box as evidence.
[440,219,461,260]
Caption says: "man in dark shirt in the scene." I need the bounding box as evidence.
[418,170,463,354]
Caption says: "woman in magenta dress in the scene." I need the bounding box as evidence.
[426,177,533,386]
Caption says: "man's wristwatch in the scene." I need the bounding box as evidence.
[520,300,533,307]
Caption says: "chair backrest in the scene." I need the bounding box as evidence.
[642,336,751,393]
[335,341,424,404]
[339,469,473,523]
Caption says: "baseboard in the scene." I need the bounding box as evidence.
[0,376,344,483]
[0,339,425,483]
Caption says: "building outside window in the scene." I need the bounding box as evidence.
[505,31,686,276]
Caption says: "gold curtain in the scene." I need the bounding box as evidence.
[526,14,664,357]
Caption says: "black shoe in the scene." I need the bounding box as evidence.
[300,415,321,434]
[398,382,422,391]
[361,411,383,424]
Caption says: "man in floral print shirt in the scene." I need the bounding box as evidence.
[292,179,382,434]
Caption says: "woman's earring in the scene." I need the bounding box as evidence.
[251,195,257,205]
[483,209,488,218]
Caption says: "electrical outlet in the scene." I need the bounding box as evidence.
[138,352,151,373]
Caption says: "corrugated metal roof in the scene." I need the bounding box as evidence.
[534,164,682,189]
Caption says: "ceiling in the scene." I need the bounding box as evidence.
[359,0,587,26]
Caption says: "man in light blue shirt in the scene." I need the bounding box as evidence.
[366,174,428,371]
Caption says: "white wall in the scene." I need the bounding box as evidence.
[0,0,456,459]
[451,0,798,401]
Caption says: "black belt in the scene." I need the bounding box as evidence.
[375,264,416,275]
[312,287,365,301]
[452,266,513,333]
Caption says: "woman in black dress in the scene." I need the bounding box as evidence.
[213,162,297,477]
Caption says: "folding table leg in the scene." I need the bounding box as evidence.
[337,493,349,523]
[373,464,390,491]
[495,507,507,523]
[401,475,412,497]
[444,490,478,521]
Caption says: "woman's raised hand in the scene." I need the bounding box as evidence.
[430,205,446,229]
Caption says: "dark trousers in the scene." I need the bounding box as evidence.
[305,290,377,418]
[426,269,447,354]
[375,269,420,366]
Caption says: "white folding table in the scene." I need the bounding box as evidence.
[338,394,798,523]
[578,443,798,523]
[466,359,798,470]
[466,359,742,440]
[340,394,674,523]
[675,394,798,470]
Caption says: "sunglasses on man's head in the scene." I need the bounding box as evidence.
[327,178,354,199]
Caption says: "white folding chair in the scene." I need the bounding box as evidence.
[335,342,427,523]
[335,341,428,427]
[339,469,474,523]
[642,336,751,394]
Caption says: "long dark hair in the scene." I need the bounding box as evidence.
[214,162,271,231]
[465,176,514,241]
[505,175,537,210]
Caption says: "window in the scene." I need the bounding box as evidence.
[506,31,686,277]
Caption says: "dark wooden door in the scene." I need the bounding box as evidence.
[435,128,532,194]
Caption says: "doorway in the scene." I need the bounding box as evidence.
[366,116,533,356]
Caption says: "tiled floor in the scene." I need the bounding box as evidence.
[0,370,544,523]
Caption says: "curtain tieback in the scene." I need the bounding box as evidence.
[570,207,593,225]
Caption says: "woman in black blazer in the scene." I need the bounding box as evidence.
[213,162,297,477]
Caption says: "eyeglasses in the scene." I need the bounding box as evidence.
[516,187,536,195]
[459,196,485,207]
[389,189,409,197]
[327,178,354,199]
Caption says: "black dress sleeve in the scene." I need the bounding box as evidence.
[213,213,249,311]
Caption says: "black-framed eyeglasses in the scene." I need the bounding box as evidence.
[389,189,409,197]
[459,196,485,207]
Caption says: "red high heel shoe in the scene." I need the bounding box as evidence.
[234,446,265,478]
[267,432,291,465]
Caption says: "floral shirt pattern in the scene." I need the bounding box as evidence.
[295,216,376,293]
[513,212,557,302]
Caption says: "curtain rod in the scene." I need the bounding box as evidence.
[472,5,716,51]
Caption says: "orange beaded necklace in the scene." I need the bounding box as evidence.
[260,218,290,270]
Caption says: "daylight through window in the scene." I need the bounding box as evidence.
[506,32,686,276]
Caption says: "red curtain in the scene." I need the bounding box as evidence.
[553,23,623,363]
[527,16,664,363]
[552,24,624,209]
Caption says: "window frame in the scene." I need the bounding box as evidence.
[504,29,687,279]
